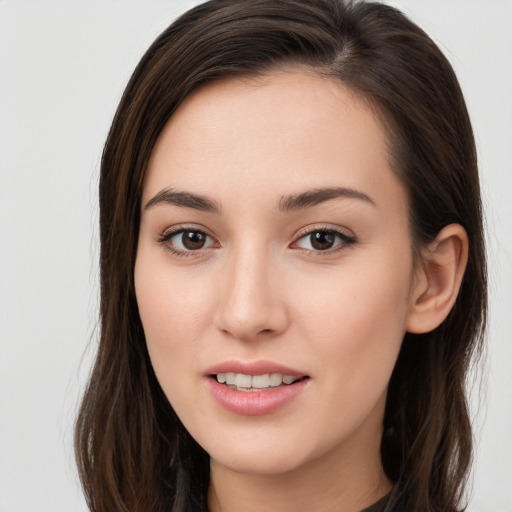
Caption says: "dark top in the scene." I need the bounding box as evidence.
[362,490,408,512]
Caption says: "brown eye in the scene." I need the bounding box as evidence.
[160,229,216,253]
[181,230,207,250]
[294,229,356,252]
[310,231,335,250]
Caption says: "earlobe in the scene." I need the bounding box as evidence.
[406,224,468,334]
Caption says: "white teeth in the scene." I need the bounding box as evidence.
[269,373,283,387]
[215,372,300,389]
[235,374,252,388]
[252,374,270,388]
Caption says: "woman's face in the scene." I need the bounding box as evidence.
[135,70,416,476]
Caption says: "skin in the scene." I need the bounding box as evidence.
[134,70,468,512]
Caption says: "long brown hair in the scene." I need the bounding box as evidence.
[75,1,487,511]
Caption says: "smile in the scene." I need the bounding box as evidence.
[215,372,301,391]
[205,362,310,415]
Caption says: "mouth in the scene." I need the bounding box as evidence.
[205,360,310,415]
[210,372,310,392]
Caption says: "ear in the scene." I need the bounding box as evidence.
[406,224,468,334]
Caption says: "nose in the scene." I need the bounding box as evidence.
[213,245,289,342]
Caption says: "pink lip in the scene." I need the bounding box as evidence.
[204,359,306,377]
[204,359,310,416]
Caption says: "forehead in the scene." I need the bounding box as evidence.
[143,69,405,214]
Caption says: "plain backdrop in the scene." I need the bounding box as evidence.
[0,1,511,511]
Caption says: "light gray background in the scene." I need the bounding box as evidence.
[0,1,510,511]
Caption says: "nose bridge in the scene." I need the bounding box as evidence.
[215,238,287,340]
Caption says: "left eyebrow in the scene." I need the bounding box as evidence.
[278,187,376,212]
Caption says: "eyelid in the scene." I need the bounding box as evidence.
[156,224,220,255]
[290,224,357,253]
[293,223,355,239]
[155,223,356,258]
[158,223,216,240]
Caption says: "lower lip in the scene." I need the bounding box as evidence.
[207,377,309,416]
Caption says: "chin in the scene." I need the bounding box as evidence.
[212,450,307,476]
[204,431,318,476]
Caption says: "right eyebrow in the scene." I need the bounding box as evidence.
[144,188,221,213]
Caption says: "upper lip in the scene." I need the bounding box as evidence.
[204,360,308,377]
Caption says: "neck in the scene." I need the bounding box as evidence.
[207,422,391,512]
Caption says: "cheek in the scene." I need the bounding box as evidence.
[290,252,412,397]
[134,249,213,385]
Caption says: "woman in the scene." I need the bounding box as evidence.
[75,1,487,511]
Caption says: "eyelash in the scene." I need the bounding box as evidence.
[156,225,218,258]
[292,226,357,254]
[156,225,357,258]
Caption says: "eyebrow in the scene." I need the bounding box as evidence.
[144,186,375,214]
[278,186,375,212]
[145,188,221,213]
